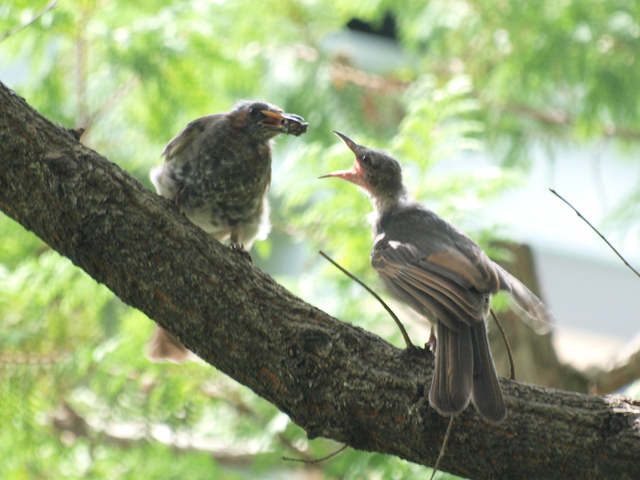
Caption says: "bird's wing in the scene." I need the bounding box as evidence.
[372,241,490,330]
[373,221,552,332]
[448,225,552,329]
[162,114,222,161]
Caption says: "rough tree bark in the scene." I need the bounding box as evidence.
[1,81,639,480]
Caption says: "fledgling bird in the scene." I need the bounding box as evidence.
[147,101,308,363]
[322,132,549,424]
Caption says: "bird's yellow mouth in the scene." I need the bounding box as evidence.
[318,163,363,184]
[319,131,366,187]
[260,110,287,127]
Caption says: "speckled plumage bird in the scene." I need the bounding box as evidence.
[322,132,550,424]
[147,101,308,363]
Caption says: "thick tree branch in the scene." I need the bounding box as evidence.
[1,81,639,480]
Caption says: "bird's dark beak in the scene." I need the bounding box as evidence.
[332,131,358,153]
[319,131,363,184]
[261,110,309,136]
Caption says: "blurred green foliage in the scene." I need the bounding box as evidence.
[1,0,639,479]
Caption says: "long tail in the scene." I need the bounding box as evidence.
[429,321,473,416]
[429,319,507,424]
[470,320,507,423]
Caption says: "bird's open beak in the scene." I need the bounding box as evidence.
[319,131,363,185]
[261,110,309,136]
[318,165,362,183]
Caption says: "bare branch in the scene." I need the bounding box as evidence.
[550,189,640,279]
[429,415,455,480]
[319,250,414,349]
[490,309,515,380]
[282,444,348,464]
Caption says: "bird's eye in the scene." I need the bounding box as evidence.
[248,107,259,117]
[361,155,371,166]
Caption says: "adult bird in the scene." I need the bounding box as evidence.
[321,131,549,424]
[148,101,308,363]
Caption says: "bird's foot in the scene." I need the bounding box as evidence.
[230,243,252,262]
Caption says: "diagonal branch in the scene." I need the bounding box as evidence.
[550,189,640,279]
[1,81,640,480]
[499,103,640,141]
[327,59,640,142]
[0,0,58,43]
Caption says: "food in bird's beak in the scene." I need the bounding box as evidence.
[261,110,309,136]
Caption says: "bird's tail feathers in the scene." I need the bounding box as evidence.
[429,322,473,416]
[471,321,507,424]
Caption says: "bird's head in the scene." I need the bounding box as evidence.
[229,101,308,140]
[321,131,406,211]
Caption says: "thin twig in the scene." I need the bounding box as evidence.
[318,250,414,349]
[0,0,58,43]
[429,415,456,480]
[282,444,348,464]
[497,101,640,141]
[85,75,140,132]
[491,309,516,380]
[76,8,89,128]
[550,189,640,279]
[203,386,316,462]
[590,139,610,210]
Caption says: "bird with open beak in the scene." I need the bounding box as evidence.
[321,131,549,424]
[147,101,308,363]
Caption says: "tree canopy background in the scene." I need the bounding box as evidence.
[1,1,639,479]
